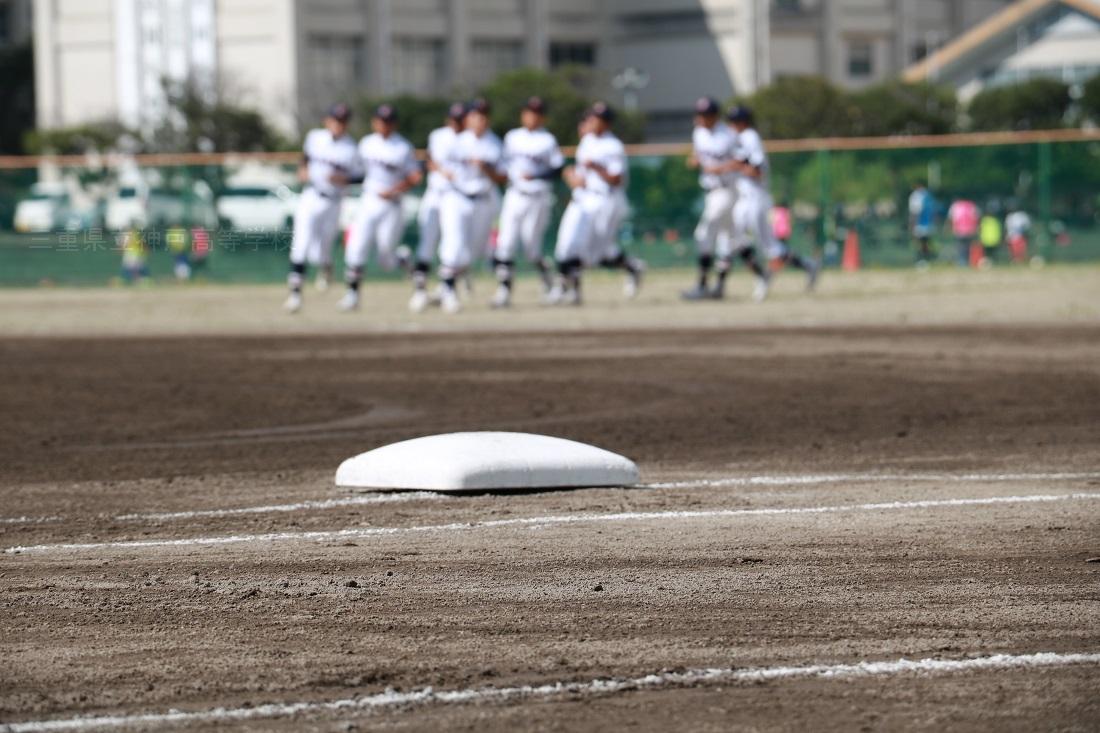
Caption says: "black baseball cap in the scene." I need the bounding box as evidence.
[447,101,467,121]
[374,104,398,122]
[694,96,720,116]
[523,96,547,115]
[468,97,492,115]
[589,101,616,122]
[727,105,754,123]
[326,102,352,123]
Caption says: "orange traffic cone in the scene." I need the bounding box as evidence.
[841,229,860,272]
[969,241,983,268]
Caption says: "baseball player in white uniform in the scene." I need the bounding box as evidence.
[549,103,644,305]
[436,98,506,314]
[548,112,596,305]
[683,96,738,301]
[728,106,818,300]
[410,102,467,312]
[284,103,362,313]
[491,96,564,308]
[339,104,422,312]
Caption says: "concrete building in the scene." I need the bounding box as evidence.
[902,0,1100,101]
[31,0,1027,142]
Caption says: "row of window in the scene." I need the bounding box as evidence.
[308,36,597,94]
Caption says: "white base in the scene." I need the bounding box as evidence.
[335,432,639,491]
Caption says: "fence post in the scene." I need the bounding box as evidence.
[1038,140,1052,254]
[817,147,830,248]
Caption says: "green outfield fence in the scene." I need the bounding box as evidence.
[1,129,1099,286]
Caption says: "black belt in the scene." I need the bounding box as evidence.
[511,189,550,197]
[311,187,339,201]
[464,192,489,201]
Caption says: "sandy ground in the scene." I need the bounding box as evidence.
[1,267,1099,731]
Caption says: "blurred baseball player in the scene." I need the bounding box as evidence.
[683,96,738,301]
[548,102,643,305]
[339,104,421,312]
[492,96,564,308]
[728,106,818,301]
[436,98,506,314]
[284,103,362,313]
[548,112,596,305]
[410,102,467,313]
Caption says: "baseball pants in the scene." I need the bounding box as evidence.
[695,187,736,256]
[290,188,342,267]
[496,189,552,263]
[439,190,498,276]
[416,188,443,265]
[345,193,404,270]
[733,190,786,260]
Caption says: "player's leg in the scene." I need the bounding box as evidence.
[757,197,819,290]
[285,193,316,311]
[492,189,524,308]
[374,199,406,272]
[522,194,554,295]
[551,198,592,305]
[732,194,771,302]
[685,188,733,300]
[340,196,379,311]
[593,195,644,299]
[411,191,441,312]
[438,192,473,314]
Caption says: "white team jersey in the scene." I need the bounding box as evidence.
[448,129,504,198]
[303,128,362,198]
[426,126,459,192]
[502,127,565,194]
[734,127,770,195]
[576,131,627,196]
[357,132,418,197]
[693,123,738,190]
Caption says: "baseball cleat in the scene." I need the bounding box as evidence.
[542,283,565,306]
[805,259,821,292]
[538,257,555,294]
[680,285,712,302]
[441,287,462,314]
[752,272,771,303]
[314,269,331,292]
[338,290,359,312]
[408,289,430,313]
[563,287,582,306]
[490,284,512,309]
[283,291,303,313]
[624,258,645,299]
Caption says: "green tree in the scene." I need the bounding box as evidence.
[23,121,134,156]
[0,42,34,154]
[353,95,451,149]
[148,78,292,153]
[966,78,1072,131]
[847,81,958,136]
[734,76,853,139]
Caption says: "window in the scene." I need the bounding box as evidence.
[911,41,929,63]
[550,41,596,67]
[848,41,873,77]
[470,39,524,85]
[309,35,366,89]
[773,0,804,14]
[392,37,447,94]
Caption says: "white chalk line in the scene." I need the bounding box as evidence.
[642,471,1100,489]
[4,651,1098,732]
[0,492,445,527]
[6,492,1099,555]
[4,470,1097,528]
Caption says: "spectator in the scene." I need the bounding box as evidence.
[908,182,936,266]
[947,196,980,267]
[1005,204,1032,264]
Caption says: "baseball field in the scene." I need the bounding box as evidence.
[2,265,1099,731]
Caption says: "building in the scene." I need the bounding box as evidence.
[32,0,1024,142]
[902,0,1100,100]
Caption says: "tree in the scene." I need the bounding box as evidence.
[147,78,293,153]
[353,95,451,149]
[966,78,1072,131]
[734,76,853,139]
[1080,71,1100,126]
[0,42,34,154]
[847,81,958,136]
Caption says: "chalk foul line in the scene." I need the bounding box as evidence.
[642,471,1100,489]
[4,652,1098,732]
[5,492,1099,555]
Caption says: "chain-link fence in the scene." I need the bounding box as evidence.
[1,131,1098,286]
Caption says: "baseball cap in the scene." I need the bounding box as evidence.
[694,96,720,116]
[589,101,616,122]
[373,104,398,123]
[727,105,754,123]
[468,97,492,115]
[447,101,468,121]
[326,102,352,123]
[523,96,547,115]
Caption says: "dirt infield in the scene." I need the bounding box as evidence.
[2,269,1099,731]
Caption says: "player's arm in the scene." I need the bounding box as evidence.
[586,157,624,186]
[382,154,423,199]
[478,159,508,185]
[528,146,566,181]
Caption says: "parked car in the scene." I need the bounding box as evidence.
[216,185,298,231]
[105,186,146,231]
[14,184,71,233]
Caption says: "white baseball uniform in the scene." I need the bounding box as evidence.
[438,129,504,276]
[344,131,418,270]
[572,130,629,266]
[290,128,361,267]
[731,127,785,259]
[496,126,564,263]
[417,125,459,265]
[693,123,738,258]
